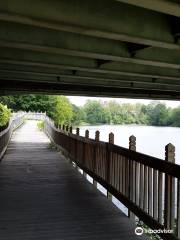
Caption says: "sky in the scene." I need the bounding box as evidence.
[67,96,180,108]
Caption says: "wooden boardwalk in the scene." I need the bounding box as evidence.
[0,121,147,240]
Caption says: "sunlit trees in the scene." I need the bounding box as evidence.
[71,104,86,125]
[143,102,171,126]
[170,107,180,127]
[1,94,180,127]
[0,95,57,118]
[53,96,73,125]
[83,100,111,124]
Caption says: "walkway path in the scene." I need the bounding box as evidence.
[0,121,147,240]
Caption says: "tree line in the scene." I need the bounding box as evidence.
[0,94,180,127]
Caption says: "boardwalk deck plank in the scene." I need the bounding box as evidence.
[0,121,147,240]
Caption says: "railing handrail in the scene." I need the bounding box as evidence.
[49,119,180,178]
[44,117,180,240]
[0,112,26,159]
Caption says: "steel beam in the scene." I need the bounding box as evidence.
[1,59,180,81]
[2,40,180,70]
[0,0,177,50]
[116,0,180,18]
[0,69,180,88]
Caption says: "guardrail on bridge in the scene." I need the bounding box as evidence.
[0,112,26,159]
[44,116,180,240]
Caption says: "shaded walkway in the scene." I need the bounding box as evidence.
[0,121,147,240]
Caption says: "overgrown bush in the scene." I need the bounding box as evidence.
[0,103,11,130]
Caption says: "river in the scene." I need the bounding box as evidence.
[77,124,180,165]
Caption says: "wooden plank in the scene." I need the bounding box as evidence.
[158,171,163,224]
[123,156,126,196]
[110,144,180,179]
[120,155,123,193]
[125,158,129,197]
[144,166,148,213]
[153,169,158,220]
[0,120,147,240]
[148,167,153,216]
[164,144,175,230]
[140,164,144,209]
[135,162,140,206]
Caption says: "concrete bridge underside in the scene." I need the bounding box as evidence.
[1,1,180,99]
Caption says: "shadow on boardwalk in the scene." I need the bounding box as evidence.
[0,121,147,240]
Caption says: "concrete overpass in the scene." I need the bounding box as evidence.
[0,0,180,99]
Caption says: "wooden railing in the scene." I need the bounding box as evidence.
[0,113,25,159]
[44,117,180,240]
[25,112,46,120]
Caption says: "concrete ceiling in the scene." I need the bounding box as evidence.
[1,0,180,99]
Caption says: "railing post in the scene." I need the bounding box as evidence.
[66,125,69,132]
[75,128,80,169]
[129,135,136,220]
[67,126,73,164]
[62,125,65,131]
[69,126,72,134]
[83,129,89,178]
[85,129,89,139]
[129,135,136,151]
[107,132,114,201]
[76,128,79,136]
[93,130,100,188]
[164,143,175,230]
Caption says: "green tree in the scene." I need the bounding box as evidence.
[133,103,148,124]
[107,101,122,124]
[0,95,57,118]
[170,107,180,127]
[146,103,170,126]
[71,104,86,125]
[53,96,73,125]
[84,100,110,124]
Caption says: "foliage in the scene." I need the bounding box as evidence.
[83,100,111,124]
[0,103,11,128]
[0,95,56,118]
[143,102,171,126]
[53,96,73,125]
[1,94,180,127]
[170,107,180,127]
[37,121,44,131]
[71,104,86,125]
[106,101,148,125]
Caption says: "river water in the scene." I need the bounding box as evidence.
[77,124,180,165]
